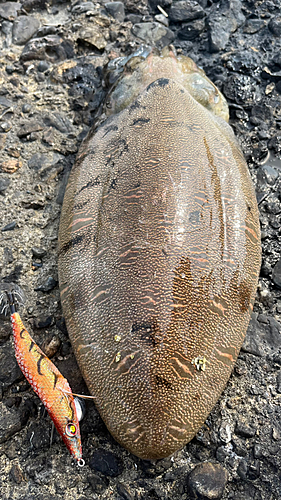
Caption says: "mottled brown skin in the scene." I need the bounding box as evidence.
[58,51,261,459]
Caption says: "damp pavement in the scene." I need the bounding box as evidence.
[0,0,281,499]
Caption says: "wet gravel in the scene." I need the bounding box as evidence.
[0,0,281,499]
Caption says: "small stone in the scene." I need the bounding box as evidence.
[1,221,16,231]
[17,121,43,138]
[41,334,61,358]
[0,135,6,150]
[0,403,23,444]
[187,462,228,499]
[0,96,13,108]
[256,164,278,186]
[43,113,73,134]
[5,65,15,74]
[28,153,50,172]
[87,473,109,494]
[272,427,280,440]
[37,60,50,72]
[243,19,266,34]
[105,2,125,23]
[0,177,10,193]
[72,2,97,14]
[126,13,142,23]
[32,247,46,259]
[276,371,281,393]
[268,17,281,37]
[34,276,57,292]
[235,421,256,438]
[0,342,22,387]
[34,316,54,329]
[12,16,40,45]
[242,314,264,356]
[219,422,232,444]
[0,122,12,132]
[89,449,124,477]
[178,18,205,40]
[155,14,169,27]
[223,74,261,106]
[132,22,174,46]
[116,482,134,500]
[272,258,281,289]
[20,35,74,62]
[79,27,108,50]
[1,159,22,174]
[0,2,21,21]
[22,198,45,210]
[22,103,31,113]
[207,12,236,53]
[9,463,24,484]
[4,247,13,264]
[169,0,204,22]
[237,459,247,480]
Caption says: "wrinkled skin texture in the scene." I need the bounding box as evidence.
[58,49,261,459]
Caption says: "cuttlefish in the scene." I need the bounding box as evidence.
[58,47,261,459]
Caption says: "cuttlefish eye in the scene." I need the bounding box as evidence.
[65,422,77,437]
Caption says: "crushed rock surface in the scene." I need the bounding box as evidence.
[0,0,281,499]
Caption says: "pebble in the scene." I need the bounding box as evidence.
[78,26,108,50]
[155,14,169,27]
[41,334,61,358]
[87,473,109,494]
[1,159,22,173]
[4,247,14,264]
[131,22,175,46]
[243,19,266,34]
[28,153,50,172]
[89,449,124,477]
[17,121,43,138]
[22,103,31,113]
[268,17,281,36]
[32,246,46,258]
[0,403,23,444]
[12,16,40,45]
[178,18,205,40]
[9,464,24,484]
[223,74,261,106]
[187,462,228,499]
[72,2,97,14]
[0,341,22,388]
[272,258,281,289]
[20,35,75,62]
[126,13,142,23]
[34,315,54,329]
[0,122,12,132]
[37,60,50,72]
[235,421,257,438]
[169,0,204,22]
[207,12,236,53]
[276,371,281,393]
[105,2,125,23]
[34,276,57,292]
[256,164,278,186]
[0,177,11,193]
[43,113,73,134]
[0,2,21,21]
[1,221,17,231]
[116,482,134,500]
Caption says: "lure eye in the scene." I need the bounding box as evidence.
[65,422,77,437]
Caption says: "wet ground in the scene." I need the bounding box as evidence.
[0,0,281,499]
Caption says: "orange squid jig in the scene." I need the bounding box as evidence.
[2,288,84,466]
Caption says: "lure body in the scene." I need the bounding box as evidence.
[11,311,83,464]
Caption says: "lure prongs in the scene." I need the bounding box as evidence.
[2,284,84,465]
